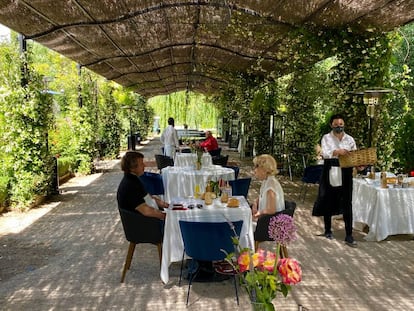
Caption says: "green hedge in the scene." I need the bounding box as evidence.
[0,176,9,207]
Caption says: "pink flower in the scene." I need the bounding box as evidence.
[278,258,302,285]
[262,251,276,272]
[268,214,297,245]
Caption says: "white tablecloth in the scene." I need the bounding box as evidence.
[174,153,212,168]
[162,165,235,202]
[353,178,414,241]
[160,196,254,284]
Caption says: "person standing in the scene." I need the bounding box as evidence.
[251,154,285,223]
[312,114,358,247]
[160,117,179,159]
[117,151,168,222]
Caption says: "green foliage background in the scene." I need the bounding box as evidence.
[1,22,414,209]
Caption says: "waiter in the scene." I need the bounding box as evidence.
[160,117,179,159]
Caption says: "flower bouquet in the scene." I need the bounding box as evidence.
[190,143,204,169]
[225,214,302,311]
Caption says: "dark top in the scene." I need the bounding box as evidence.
[312,158,353,216]
[117,173,147,213]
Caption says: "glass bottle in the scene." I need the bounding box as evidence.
[380,171,388,188]
[369,166,376,179]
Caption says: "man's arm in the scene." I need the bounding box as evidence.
[136,203,166,220]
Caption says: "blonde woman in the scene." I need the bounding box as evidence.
[251,154,285,221]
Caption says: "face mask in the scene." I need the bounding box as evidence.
[333,126,344,133]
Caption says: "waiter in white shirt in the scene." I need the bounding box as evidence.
[160,117,179,159]
[312,113,359,247]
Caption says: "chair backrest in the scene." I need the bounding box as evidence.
[223,165,240,179]
[254,200,297,242]
[118,208,163,244]
[212,154,229,166]
[139,171,164,195]
[179,220,243,261]
[229,177,251,198]
[208,148,222,157]
[155,154,174,171]
[302,165,323,184]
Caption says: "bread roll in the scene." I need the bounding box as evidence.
[227,197,239,208]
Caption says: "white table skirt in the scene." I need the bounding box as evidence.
[160,196,254,284]
[174,153,212,168]
[162,165,235,202]
[353,178,414,241]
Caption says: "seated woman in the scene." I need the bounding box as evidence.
[251,154,285,229]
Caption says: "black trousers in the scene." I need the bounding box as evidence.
[323,165,353,237]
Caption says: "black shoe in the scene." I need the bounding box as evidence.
[325,232,333,240]
[345,236,357,248]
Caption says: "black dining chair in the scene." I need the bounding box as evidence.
[254,200,296,257]
[118,208,163,283]
[208,148,222,157]
[179,220,243,306]
[229,177,251,198]
[212,154,229,166]
[155,154,174,172]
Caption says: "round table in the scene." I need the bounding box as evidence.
[162,165,235,201]
[174,153,212,168]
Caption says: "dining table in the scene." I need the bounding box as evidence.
[352,177,414,241]
[174,152,212,168]
[160,195,254,284]
[161,165,235,202]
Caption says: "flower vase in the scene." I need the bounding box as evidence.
[196,160,202,170]
[251,302,274,311]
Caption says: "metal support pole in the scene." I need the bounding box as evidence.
[18,34,28,87]
[77,64,83,107]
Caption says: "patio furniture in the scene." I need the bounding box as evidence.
[118,208,163,283]
[179,220,243,306]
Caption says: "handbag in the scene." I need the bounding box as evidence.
[329,166,342,187]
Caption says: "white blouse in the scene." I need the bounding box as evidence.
[321,131,356,159]
[258,175,285,213]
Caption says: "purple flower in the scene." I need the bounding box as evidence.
[268,214,297,245]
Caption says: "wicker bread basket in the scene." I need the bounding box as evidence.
[338,147,377,168]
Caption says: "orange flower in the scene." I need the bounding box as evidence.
[278,258,302,285]
[262,251,276,272]
[237,250,251,272]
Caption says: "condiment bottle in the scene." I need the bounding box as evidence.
[380,171,388,188]
[369,166,376,179]
[225,181,232,197]
[220,189,228,203]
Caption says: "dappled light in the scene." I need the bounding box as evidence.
[1,138,414,310]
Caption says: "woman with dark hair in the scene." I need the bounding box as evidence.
[312,114,359,247]
[117,151,168,220]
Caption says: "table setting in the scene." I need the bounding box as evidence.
[160,195,253,284]
[352,174,414,241]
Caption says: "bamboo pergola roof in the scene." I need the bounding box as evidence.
[0,0,413,97]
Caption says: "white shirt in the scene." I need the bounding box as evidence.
[258,175,285,213]
[321,131,356,159]
[160,125,179,147]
